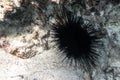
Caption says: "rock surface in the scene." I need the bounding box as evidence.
[0,0,120,80]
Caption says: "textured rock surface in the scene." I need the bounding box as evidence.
[0,0,120,80]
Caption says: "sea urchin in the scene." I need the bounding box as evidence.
[51,6,102,71]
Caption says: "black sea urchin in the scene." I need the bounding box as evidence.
[51,6,101,71]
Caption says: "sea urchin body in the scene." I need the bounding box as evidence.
[51,7,101,71]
